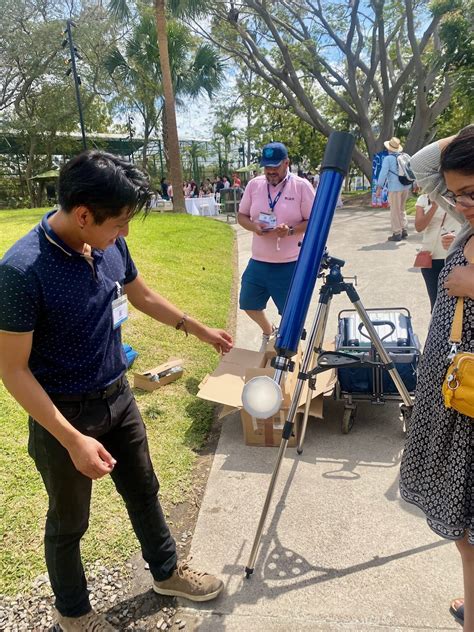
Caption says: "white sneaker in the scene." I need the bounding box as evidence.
[55,608,116,631]
[259,325,278,353]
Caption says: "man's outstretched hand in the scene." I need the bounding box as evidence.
[198,327,233,354]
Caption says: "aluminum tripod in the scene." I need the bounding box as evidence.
[244,254,413,579]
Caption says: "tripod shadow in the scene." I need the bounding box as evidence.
[192,454,450,631]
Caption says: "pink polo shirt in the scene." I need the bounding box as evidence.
[239,173,315,262]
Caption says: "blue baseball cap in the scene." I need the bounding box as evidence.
[260,142,288,167]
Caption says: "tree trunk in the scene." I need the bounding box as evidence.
[217,142,222,174]
[154,0,185,213]
[25,137,37,208]
[162,107,171,175]
[142,125,149,170]
[37,181,46,207]
[246,103,252,167]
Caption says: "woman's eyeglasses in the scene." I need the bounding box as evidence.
[441,191,474,208]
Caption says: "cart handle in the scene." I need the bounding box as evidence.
[338,307,412,320]
[358,320,395,342]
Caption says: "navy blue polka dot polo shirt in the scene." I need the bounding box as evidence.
[0,211,138,394]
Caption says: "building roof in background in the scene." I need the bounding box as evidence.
[0,131,217,157]
[29,169,60,180]
[235,163,259,173]
[0,131,145,156]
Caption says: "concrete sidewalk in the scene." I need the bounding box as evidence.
[187,207,462,630]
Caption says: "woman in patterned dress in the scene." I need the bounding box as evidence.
[400,125,474,629]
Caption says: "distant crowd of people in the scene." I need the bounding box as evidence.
[149,174,244,207]
[151,168,332,206]
[183,174,237,198]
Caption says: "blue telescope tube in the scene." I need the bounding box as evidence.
[275,131,355,357]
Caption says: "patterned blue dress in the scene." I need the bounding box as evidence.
[400,239,474,542]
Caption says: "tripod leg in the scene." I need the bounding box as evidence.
[245,376,308,577]
[297,300,332,454]
[245,298,332,577]
[244,437,288,578]
[351,299,413,406]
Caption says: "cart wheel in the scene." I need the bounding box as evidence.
[400,404,412,433]
[342,407,356,434]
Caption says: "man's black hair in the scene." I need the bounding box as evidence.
[58,150,152,224]
[441,125,474,175]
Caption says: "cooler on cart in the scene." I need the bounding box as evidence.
[334,307,421,433]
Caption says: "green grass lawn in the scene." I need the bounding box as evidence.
[0,208,235,595]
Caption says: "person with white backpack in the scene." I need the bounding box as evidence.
[375,136,414,241]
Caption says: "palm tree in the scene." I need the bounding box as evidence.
[109,0,214,213]
[183,140,207,182]
[213,120,237,175]
[154,0,185,211]
[106,13,163,169]
[161,21,223,172]
[107,10,223,187]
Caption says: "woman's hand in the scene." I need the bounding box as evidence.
[444,265,474,299]
[441,232,456,250]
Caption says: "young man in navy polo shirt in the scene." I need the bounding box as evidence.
[0,151,233,631]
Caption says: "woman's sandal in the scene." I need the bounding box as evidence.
[450,598,464,626]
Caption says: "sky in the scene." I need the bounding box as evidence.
[176,94,213,141]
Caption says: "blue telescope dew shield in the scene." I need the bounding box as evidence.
[275,131,356,357]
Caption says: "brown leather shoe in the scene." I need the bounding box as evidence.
[153,557,224,602]
[55,608,116,631]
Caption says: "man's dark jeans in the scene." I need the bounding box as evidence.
[28,381,177,617]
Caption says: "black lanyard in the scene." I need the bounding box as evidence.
[267,174,290,212]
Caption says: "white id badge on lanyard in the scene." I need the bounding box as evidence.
[112,282,128,329]
[258,212,277,230]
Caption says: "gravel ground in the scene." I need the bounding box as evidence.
[0,556,198,631]
[0,462,213,632]
[1,403,222,632]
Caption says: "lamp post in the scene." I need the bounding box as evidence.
[63,20,86,151]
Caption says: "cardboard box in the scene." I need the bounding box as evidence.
[197,342,335,447]
[197,348,266,409]
[134,358,184,392]
[241,407,297,447]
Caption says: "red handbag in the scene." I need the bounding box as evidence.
[413,250,433,268]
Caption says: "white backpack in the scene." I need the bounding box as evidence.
[396,153,416,186]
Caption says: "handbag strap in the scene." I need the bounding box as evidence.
[449,255,474,344]
[450,297,464,344]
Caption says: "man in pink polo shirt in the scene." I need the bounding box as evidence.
[238,142,315,351]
